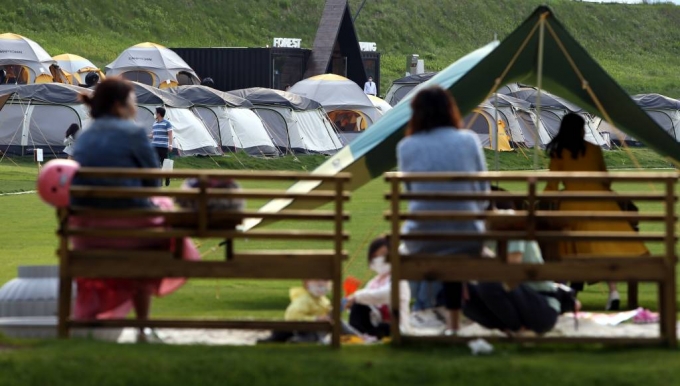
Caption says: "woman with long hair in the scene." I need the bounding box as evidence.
[71,78,199,342]
[545,113,648,310]
[397,86,489,333]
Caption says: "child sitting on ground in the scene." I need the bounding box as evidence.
[259,280,332,343]
[346,236,411,339]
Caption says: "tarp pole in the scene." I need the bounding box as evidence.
[534,16,546,170]
[493,92,500,173]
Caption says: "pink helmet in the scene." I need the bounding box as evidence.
[37,159,80,207]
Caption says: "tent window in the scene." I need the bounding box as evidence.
[176,71,195,86]
[122,71,155,86]
[1,65,30,84]
[328,110,368,132]
[464,110,492,135]
[393,85,415,105]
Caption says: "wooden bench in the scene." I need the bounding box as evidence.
[385,171,678,347]
[55,168,350,347]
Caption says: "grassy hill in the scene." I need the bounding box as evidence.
[1,0,679,96]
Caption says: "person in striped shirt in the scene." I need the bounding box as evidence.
[150,107,173,186]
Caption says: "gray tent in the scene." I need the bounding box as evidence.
[633,93,680,141]
[171,85,280,156]
[0,83,92,156]
[106,43,200,88]
[228,88,344,154]
[478,94,550,148]
[384,72,437,107]
[130,82,219,156]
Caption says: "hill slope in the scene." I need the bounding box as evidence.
[1,0,679,96]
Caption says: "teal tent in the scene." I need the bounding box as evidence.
[244,5,680,230]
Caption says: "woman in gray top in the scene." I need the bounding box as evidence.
[397,86,489,333]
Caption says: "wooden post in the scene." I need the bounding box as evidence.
[331,179,345,349]
[57,208,72,339]
[390,178,402,345]
[627,282,638,310]
[198,175,209,238]
[527,177,537,240]
[660,180,677,347]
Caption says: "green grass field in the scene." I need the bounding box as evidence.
[0,152,678,385]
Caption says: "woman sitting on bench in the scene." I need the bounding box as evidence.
[70,78,199,342]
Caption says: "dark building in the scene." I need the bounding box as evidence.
[171,0,379,93]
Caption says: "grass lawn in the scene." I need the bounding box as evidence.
[0,151,678,385]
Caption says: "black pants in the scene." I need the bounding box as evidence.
[463,283,558,334]
[348,303,390,339]
[154,147,168,167]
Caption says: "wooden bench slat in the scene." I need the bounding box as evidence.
[75,168,351,181]
[70,186,350,201]
[399,257,668,282]
[69,258,335,279]
[389,192,671,201]
[65,228,349,240]
[385,210,670,222]
[68,250,175,260]
[69,208,349,221]
[68,319,333,331]
[398,231,668,242]
[384,171,679,182]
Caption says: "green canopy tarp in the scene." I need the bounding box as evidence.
[244,5,680,231]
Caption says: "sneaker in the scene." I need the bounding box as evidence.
[165,178,171,187]
[136,328,164,344]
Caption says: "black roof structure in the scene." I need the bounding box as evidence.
[392,72,438,85]
[305,0,367,87]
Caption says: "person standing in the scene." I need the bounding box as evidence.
[150,107,173,186]
[363,76,377,96]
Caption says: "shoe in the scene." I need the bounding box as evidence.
[165,178,170,187]
[605,298,620,311]
[136,328,164,344]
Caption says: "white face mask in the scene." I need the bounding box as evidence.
[369,256,391,275]
[307,282,329,297]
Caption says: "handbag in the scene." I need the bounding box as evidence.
[162,157,174,171]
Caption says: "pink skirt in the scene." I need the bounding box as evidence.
[71,197,200,319]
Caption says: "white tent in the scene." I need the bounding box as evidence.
[228,88,344,155]
[0,33,68,84]
[481,94,551,148]
[106,43,199,88]
[0,83,92,156]
[130,82,219,156]
[172,85,279,156]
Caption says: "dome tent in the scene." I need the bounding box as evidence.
[289,74,382,132]
[479,94,551,148]
[384,72,437,107]
[130,82,219,156]
[171,85,280,157]
[0,83,92,156]
[228,87,344,155]
[0,33,68,84]
[53,53,105,86]
[632,93,680,142]
[106,43,200,88]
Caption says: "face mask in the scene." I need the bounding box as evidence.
[307,282,329,297]
[369,256,391,275]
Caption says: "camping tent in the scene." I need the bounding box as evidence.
[384,72,437,106]
[53,54,105,86]
[289,74,382,133]
[632,93,680,141]
[171,85,280,156]
[228,87,344,155]
[462,107,513,151]
[130,82,219,156]
[0,33,67,84]
[368,95,392,116]
[243,5,680,231]
[0,83,92,156]
[511,87,609,148]
[106,43,200,88]
[480,94,550,148]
